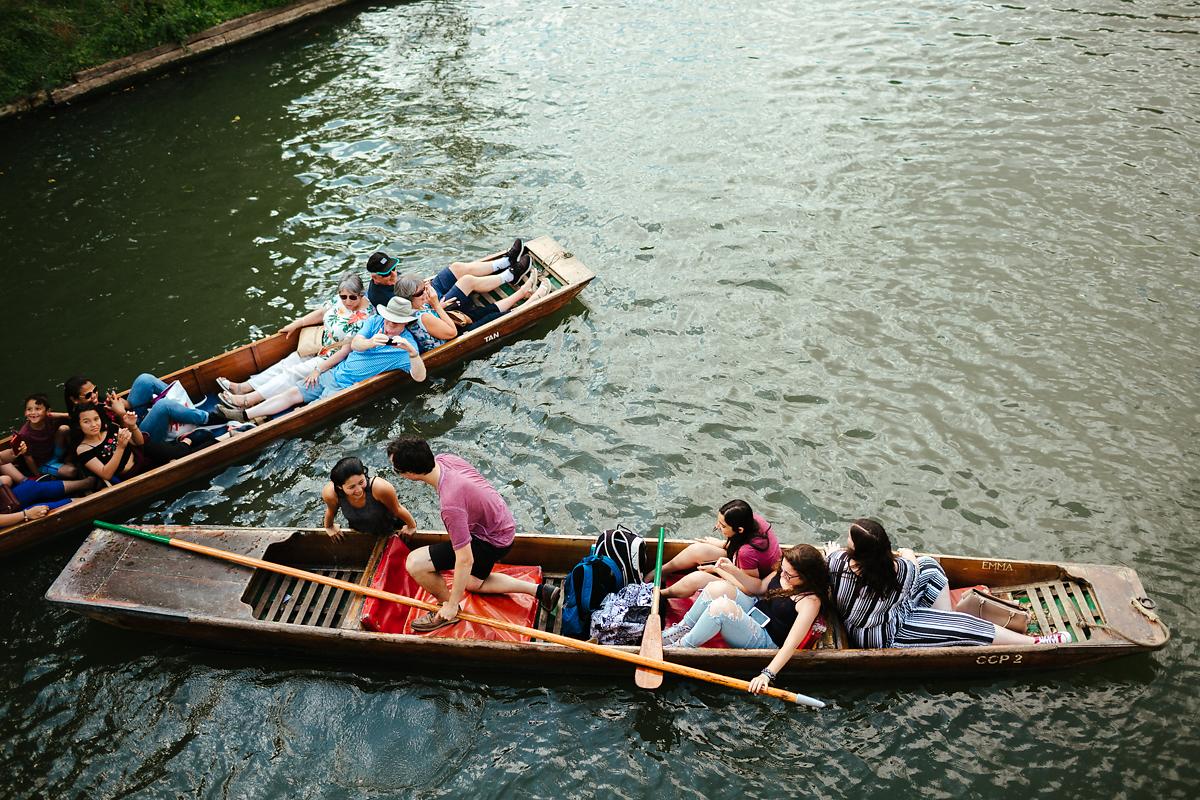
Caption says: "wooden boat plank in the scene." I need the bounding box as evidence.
[338,539,388,628]
[1026,586,1052,635]
[284,575,321,625]
[97,570,254,619]
[1065,581,1098,624]
[317,572,355,628]
[311,577,347,628]
[1041,585,1071,635]
[305,572,341,627]
[263,575,296,621]
[250,573,283,618]
[1055,581,1087,631]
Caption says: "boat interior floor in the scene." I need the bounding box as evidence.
[238,536,1097,649]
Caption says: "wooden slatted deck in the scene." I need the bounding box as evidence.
[992,579,1105,641]
[244,567,365,628]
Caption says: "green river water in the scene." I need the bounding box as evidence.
[1,1,1197,797]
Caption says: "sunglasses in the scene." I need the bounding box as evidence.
[81,388,99,399]
[339,293,360,301]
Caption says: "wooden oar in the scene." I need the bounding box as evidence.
[634,525,666,689]
[93,521,824,708]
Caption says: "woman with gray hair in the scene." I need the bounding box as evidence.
[393,273,458,353]
[394,266,549,351]
[217,271,377,405]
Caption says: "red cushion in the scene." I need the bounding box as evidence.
[361,536,542,642]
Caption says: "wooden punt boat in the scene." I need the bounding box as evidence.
[1,237,593,559]
[46,525,1170,681]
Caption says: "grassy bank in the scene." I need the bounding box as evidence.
[0,0,294,105]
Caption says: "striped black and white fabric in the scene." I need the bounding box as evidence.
[593,525,644,587]
[827,550,994,648]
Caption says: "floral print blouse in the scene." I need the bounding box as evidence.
[319,299,376,357]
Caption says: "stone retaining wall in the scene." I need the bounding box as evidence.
[0,0,362,120]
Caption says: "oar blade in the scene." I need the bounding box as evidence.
[634,615,664,688]
[635,525,668,689]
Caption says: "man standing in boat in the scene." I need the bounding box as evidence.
[386,436,558,632]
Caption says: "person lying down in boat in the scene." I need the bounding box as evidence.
[827,519,1072,648]
[218,296,427,422]
[386,437,559,632]
[661,544,830,694]
[322,456,416,540]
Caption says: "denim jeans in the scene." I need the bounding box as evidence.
[128,373,209,444]
[679,587,775,649]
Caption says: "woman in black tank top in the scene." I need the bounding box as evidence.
[322,457,417,539]
[659,544,832,695]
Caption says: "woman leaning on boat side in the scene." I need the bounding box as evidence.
[661,544,831,694]
[322,456,416,541]
[828,519,1071,648]
[657,499,782,599]
[217,271,376,408]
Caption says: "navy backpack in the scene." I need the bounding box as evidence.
[561,546,625,639]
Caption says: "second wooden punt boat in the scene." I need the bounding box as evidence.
[1,237,593,558]
[46,525,1170,681]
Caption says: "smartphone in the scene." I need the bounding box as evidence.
[747,606,770,628]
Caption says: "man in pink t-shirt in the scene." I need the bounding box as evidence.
[387,437,559,632]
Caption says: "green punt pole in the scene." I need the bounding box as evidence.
[92,520,825,709]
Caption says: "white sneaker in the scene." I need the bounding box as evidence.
[1034,631,1073,645]
[662,623,692,647]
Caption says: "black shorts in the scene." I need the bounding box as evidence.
[428,538,512,581]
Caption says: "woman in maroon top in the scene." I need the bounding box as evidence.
[658,499,783,599]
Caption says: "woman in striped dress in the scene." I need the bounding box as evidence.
[826,519,1070,648]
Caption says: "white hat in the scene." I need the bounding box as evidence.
[377,296,417,324]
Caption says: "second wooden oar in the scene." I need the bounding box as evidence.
[634,525,666,689]
[93,521,824,708]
